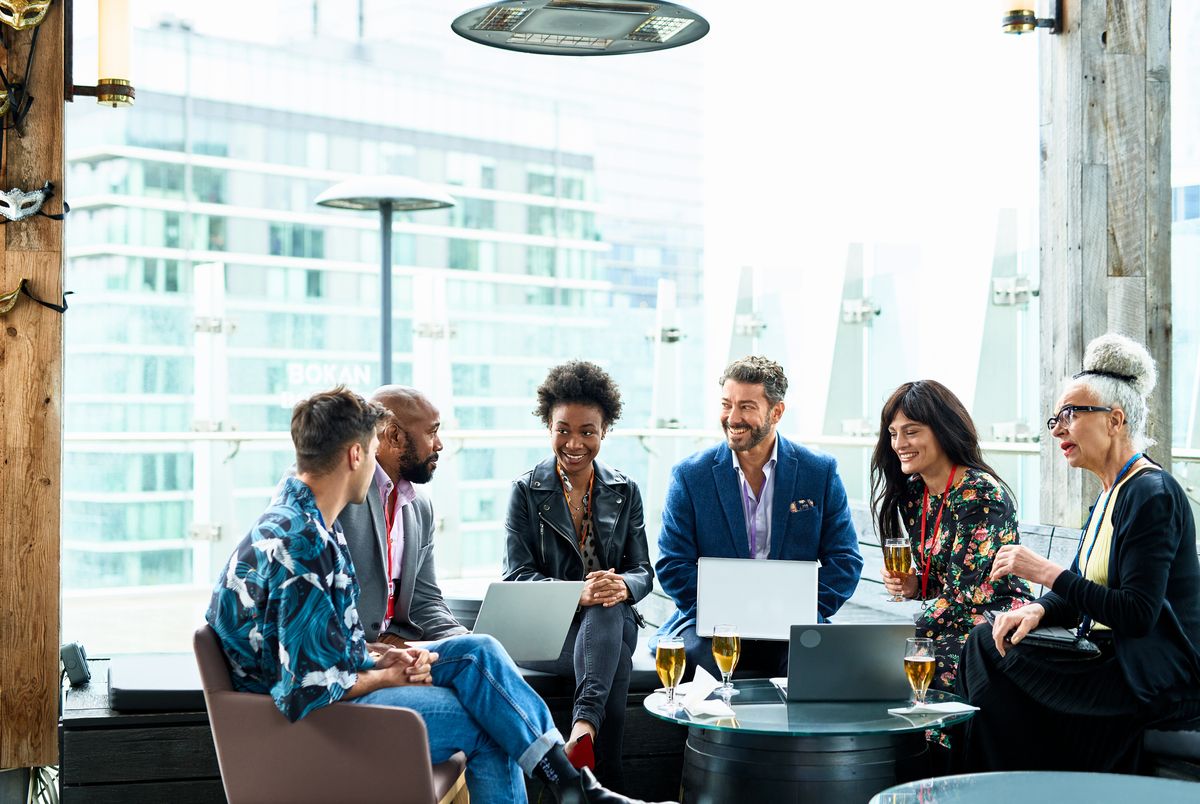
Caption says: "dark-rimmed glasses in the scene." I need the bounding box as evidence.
[1046,405,1113,431]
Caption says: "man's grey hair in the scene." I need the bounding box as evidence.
[720,356,789,407]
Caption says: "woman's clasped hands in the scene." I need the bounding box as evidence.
[580,569,629,607]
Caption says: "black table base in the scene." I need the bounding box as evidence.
[681,728,928,803]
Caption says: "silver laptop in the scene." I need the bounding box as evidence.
[471,580,585,662]
[786,623,915,701]
[697,557,818,640]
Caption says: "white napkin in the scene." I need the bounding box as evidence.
[887,701,979,716]
[681,666,735,717]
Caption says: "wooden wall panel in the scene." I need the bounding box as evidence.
[0,0,64,768]
[1040,0,1172,525]
[1105,52,1146,278]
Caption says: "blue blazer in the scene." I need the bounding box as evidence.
[655,435,864,641]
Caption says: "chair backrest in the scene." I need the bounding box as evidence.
[193,626,448,804]
[194,624,234,693]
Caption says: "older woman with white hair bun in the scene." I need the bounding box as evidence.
[956,333,1200,772]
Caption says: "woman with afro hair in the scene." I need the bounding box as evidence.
[503,360,653,791]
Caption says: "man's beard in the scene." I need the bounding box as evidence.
[724,419,772,452]
[398,437,438,484]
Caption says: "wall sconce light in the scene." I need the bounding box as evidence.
[1002,0,1062,35]
[65,0,135,107]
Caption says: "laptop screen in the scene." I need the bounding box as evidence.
[697,557,818,640]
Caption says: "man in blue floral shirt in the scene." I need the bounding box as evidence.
[206,387,650,804]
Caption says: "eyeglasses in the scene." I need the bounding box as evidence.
[1046,405,1113,431]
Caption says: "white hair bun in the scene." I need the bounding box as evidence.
[1083,333,1157,397]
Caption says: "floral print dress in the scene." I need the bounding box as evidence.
[901,468,1033,693]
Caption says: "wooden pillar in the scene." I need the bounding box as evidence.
[1040,0,1172,526]
[0,2,65,768]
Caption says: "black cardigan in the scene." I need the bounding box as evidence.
[1040,468,1200,703]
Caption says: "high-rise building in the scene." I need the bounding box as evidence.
[64,5,706,648]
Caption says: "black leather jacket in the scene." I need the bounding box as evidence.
[503,457,654,607]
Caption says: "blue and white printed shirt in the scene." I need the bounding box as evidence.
[206,476,374,722]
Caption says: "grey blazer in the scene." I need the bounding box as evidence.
[337,484,468,643]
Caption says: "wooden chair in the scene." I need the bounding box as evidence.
[194,626,468,804]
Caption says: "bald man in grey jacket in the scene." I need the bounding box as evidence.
[337,386,467,644]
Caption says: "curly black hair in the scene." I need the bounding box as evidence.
[534,360,624,428]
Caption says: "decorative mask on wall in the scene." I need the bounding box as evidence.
[0,278,70,315]
[0,181,67,221]
[0,0,52,31]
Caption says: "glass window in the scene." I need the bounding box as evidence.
[60,1,1074,653]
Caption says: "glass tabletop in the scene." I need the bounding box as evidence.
[870,771,1200,803]
[643,679,976,736]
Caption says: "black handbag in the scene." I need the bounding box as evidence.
[983,610,1102,658]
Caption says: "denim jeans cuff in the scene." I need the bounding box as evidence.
[517,728,565,776]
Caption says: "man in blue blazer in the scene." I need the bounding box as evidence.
[655,356,864,677]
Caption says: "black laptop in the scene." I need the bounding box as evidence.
[108,653,206,712]
[785,623,915,701]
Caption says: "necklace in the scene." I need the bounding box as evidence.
[558,462,595,549]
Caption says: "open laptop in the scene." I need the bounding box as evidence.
[470,580,585,662]
[696,557,818,640]
[785,623,915,701]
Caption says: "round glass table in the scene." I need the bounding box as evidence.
[644,679,976,803]
[870,771,1200,803]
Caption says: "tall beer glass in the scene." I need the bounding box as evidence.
[904,637,935,704]
[655,638,687,713]
[883,538,913,602]
[711,624,741,698]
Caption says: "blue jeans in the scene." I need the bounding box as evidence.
[521,604,636,790]
[350,634,563,804]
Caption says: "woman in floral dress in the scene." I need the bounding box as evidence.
[871,380,1034,693]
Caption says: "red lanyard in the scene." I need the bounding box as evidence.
[919,467,956,599]
[383,486,399,619]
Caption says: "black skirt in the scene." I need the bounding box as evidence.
[956,623,1152,772]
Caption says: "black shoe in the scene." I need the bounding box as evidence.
[553,767,662,804]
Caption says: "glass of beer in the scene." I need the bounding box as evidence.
[883,538,913,602]
[904,637,935,704]
[711,624,741,698]
[655,638,687,713]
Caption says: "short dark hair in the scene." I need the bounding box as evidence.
[720,356,788,407]
[291,386,387,475]
[534,361,623,428]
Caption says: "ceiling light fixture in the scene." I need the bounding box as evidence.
[452,1,709,56]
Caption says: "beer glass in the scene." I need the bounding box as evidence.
[655,638,687,713]
[904,637,935,704]
[883,538,913,602]
[711,624,741,698]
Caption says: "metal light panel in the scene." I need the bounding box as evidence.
[452,1,709,56]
